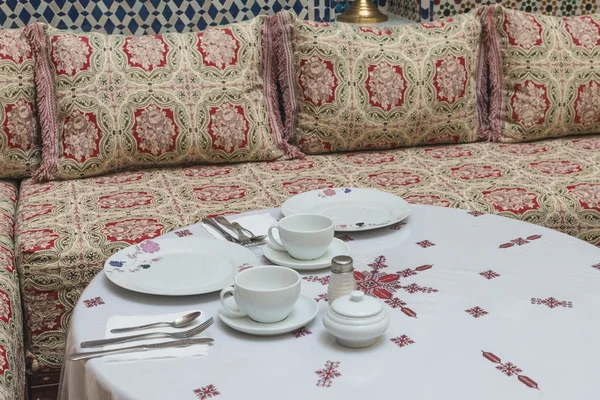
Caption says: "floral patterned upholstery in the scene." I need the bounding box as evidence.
[27,17,300,182]
[485,6,600,142]
[270,12,486,154]
[0,180,25,399]
[15,134,600,373]
[0,28,42,179]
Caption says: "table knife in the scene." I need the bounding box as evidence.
[70,337,214,361]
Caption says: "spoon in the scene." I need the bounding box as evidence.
[110,311,202,334]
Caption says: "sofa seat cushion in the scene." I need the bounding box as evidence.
[0,180,25,399]
[15,134,600,373]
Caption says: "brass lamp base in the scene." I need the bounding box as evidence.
[336,0,388,24]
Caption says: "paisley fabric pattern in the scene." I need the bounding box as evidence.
[271,12,485,154]
[485,6,600,142]
[0,181,25,399]
[0,28,41,179]
[15,134,600,373]
[28,18,300,182]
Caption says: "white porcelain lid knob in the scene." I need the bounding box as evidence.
[331,290,383,318]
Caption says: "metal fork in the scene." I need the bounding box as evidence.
[216,217,267,244]
[80,317,214,348]
[202,218,239,243]
[214,216,254,245]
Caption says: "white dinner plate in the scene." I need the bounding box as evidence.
[219,293,318,336]
[281,188,411,231]
[104,237,257,296]
[263,238,350,271]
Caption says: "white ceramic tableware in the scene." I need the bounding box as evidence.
[267,213,334,260]
[104,237,257,296]
[219,293,318,336]
[281,188,411,231]
[323,290,390,348]
[219,266,301,323]
[263,238,350,271]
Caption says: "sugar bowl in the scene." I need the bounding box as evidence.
[323,290,390,348]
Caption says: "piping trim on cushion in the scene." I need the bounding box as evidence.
[479,5,503,141]
[26,24,59,182]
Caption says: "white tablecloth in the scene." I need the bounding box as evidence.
[58,205,600,400]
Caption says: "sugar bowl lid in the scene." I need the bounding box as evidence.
[331,291,383,318]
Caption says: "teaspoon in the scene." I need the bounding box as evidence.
[110,311,202,334]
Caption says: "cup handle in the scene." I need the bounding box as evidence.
[267,226,286,251]
[220,287,247,318]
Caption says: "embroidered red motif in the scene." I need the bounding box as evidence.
[238,263,253,272]
[391,335,415,348]
[303,276,330,285]
[416,240,435,248]
[389,221,406,230]
[468,211,485,217]
[482,351,539,389]
[337,235,354,242]
[314,293,328,303]
[499,235,542,249]
[83,297,104,308]
[480,270,500,280]
[354,256,436,318]
[175,229,193,237]
[194,384,220,399]
[465,306,488,318]
[291,327,312,338]
[592,263,600,271]
[316,361,341,387]
[531,297,573,308]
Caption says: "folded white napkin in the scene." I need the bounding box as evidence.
[102,310,209,362]
[203,213,279,242]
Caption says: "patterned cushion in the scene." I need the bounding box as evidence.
[0,28,42,179]
[27,18,301,182]
[270,11,486,154]
[15,135,600,373]
[484,6,600,142]
[0,181,25,399]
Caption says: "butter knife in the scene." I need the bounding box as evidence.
[70,337,214,361]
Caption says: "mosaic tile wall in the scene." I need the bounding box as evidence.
[0,0,364,35]
[388,0,598,22]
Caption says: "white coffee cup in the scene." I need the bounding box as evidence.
[219,266,301,323]
[268,213,334,260]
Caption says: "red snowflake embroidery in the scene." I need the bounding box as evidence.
[316,361,341,387]
[397,268,417,278]
[511,238,529,245]
[315,293,328,303]
[83,297,104,308]
[416,240,435,248]
[468,211,485,217]
[482,351,539,389]
[497,362,523,376]
[303,275,330,285]
[389,221,406,230]
[465,306,488,318]
[500,235,542,249]
[391,335,415,347]
[175,229,193,237]
[384,297,406,308]
[194,384,220,399]
[368,255,388,271]
[592,263,600,271]
[531,297,572,308]
[337,235,354,242]
[291,327,312,338]
[401,283,438,294]
[480,270,500,280]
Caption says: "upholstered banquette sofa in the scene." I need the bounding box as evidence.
[0,4,599,400]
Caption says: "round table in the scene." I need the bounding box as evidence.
[58,205,600,400]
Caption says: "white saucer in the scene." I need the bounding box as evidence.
[219,293,318,336]
[262,238,350,271]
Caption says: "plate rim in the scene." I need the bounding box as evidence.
[104,237,257,296]
[218,293,318,336]
[262,238,350,271]
[281,187,411,232]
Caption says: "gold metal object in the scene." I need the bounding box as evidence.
[336,0,388,24]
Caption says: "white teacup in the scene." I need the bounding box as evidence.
[220,266,301,323]
[267,214,334,260]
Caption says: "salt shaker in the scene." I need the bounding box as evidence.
[328,255,356,305]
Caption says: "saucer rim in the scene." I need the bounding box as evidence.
[262,238,350,271]
[218,293,318,336]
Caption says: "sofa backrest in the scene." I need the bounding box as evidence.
[0,0,335,34]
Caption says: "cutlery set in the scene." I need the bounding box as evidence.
[72,314,213,361]
[202,217,266,246]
